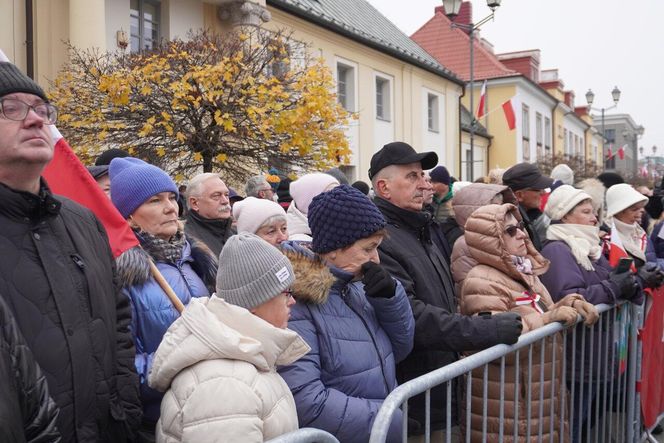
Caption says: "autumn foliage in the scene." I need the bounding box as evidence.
[49,29,352,182]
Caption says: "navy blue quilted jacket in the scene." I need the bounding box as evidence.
[278,251,414,443]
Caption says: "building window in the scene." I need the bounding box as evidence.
[375,76,391,121]
[564,128,569,155]
[535,112,543,159]
[130,0,160,52]
[522,104,530,161]
[544,117,551,150]
[605,128,616,144]
[427,93,439,132]
[337,63,355,112]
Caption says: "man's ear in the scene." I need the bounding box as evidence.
[513,190,525,203]
[374,178,390,199]
[188,196,198,211]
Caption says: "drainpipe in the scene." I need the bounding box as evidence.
[25,0,34,79]
[458,86,464,177]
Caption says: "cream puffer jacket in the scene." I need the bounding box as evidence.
[148,295,311,442]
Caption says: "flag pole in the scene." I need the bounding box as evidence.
[148,260,185,313]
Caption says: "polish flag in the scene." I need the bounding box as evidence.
[502,97,516,130]
[476,80,487,119]
[607,145,614,160]
[608,220,636,272]
[617,144,627,160]
[43,129,139,257]
[641,164,649,177]
[0,49,138,257]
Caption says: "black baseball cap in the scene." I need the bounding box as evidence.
[502,162,553,191]
[369,142,438,179]
[87,165,109,180]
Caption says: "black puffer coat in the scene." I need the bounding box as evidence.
[374,197,504,432]
[0,294,60,442]
[0,181,141,442]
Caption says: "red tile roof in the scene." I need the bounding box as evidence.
[411,6,518,81]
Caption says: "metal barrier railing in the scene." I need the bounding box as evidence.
[266,428,340,443]
[369,302,642,443]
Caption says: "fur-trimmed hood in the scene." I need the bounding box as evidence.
[282,249,336,305]
[116,235,217,291]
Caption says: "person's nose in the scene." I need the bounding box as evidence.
[286,295,296,307]
[23,107,46,128]
[165,199,178,214]
[369,249,380,264]
[277,230,289,243]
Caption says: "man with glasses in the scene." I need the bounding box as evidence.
[0,62,140,441]
[245,174,276,201]
[502,162,554,251]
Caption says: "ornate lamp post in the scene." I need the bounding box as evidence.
[442,0,501,180]
[585,87,621,169]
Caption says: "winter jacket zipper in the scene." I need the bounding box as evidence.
[340,285,391,395]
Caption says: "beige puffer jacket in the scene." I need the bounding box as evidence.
[460,204,580,442]
[148,295,311,442]
[450,184,517,295]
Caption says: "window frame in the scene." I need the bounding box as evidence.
[130,0,161,53]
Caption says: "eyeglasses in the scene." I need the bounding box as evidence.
[504,221,526,237]
[282,289,294,299]
[0,98,58,125]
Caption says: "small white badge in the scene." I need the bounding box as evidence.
[275,266,290,283]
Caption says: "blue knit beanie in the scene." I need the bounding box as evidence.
[109,157,178,218]
[308,185,386,254]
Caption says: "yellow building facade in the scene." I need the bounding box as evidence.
[0,0,465,182]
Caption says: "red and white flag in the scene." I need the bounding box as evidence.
[0,49,138,257]
[641,164,649,177]
[608,220,636,272]
[43,128,139,257]
[607,144,614,160]
[476,80,487,119]
[502,96,517,130]
[617,144,627,160]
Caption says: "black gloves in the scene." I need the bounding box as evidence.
[479,312,523,345]
[637,263,664,289]
[609,269,638,300]
[361,261,396,298]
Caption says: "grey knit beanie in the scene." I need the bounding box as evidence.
[0,62,47,101]
[216,233,294,310]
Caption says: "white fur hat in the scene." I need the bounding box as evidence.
[544,185,592,221]
[605,183,648,218]
[289,173,339,215]
[232,197,286,234]
[551,164,574,185]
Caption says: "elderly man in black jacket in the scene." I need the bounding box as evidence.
[0,62,140,441]
[369,142,523,436]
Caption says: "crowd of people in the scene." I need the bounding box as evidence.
[1,60,663,443]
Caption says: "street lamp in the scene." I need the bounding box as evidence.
[586,86,621,169]
[443,0,500,181]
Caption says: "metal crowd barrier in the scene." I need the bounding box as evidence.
[369,302,644,443]
[266,428,340,443]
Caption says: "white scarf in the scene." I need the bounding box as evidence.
[546,224,602,271]
[611,217,647,263]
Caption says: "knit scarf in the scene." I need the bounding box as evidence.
[546,223,602,271]
[511,255,533,274]
[136,229,186,265]
[611,217,647,263]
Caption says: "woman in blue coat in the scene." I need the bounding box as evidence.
[109,158,216,440]
[279,185,415,443]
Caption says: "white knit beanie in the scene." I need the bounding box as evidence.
[216,233,294,310]
[289,173,339,215]
[605,183,648,218]
[544,185,592,221]
[551,164,574,185]
[232,197,286,234]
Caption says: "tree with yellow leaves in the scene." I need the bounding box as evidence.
[49,29,352,182]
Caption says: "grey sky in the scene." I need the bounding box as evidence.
[367,0,664,159]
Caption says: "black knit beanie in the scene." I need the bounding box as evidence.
[0,62,47,101]
[308,185,386,254]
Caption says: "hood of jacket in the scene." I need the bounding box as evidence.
[452,183,517,229]
[286,202,312,241]
[115,235,217,289]
[578,178,607,222]
[282,249,336,305]
[464,203,549,282]
[149,295,310,392]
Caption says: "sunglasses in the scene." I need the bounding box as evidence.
[504,221,526,238]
